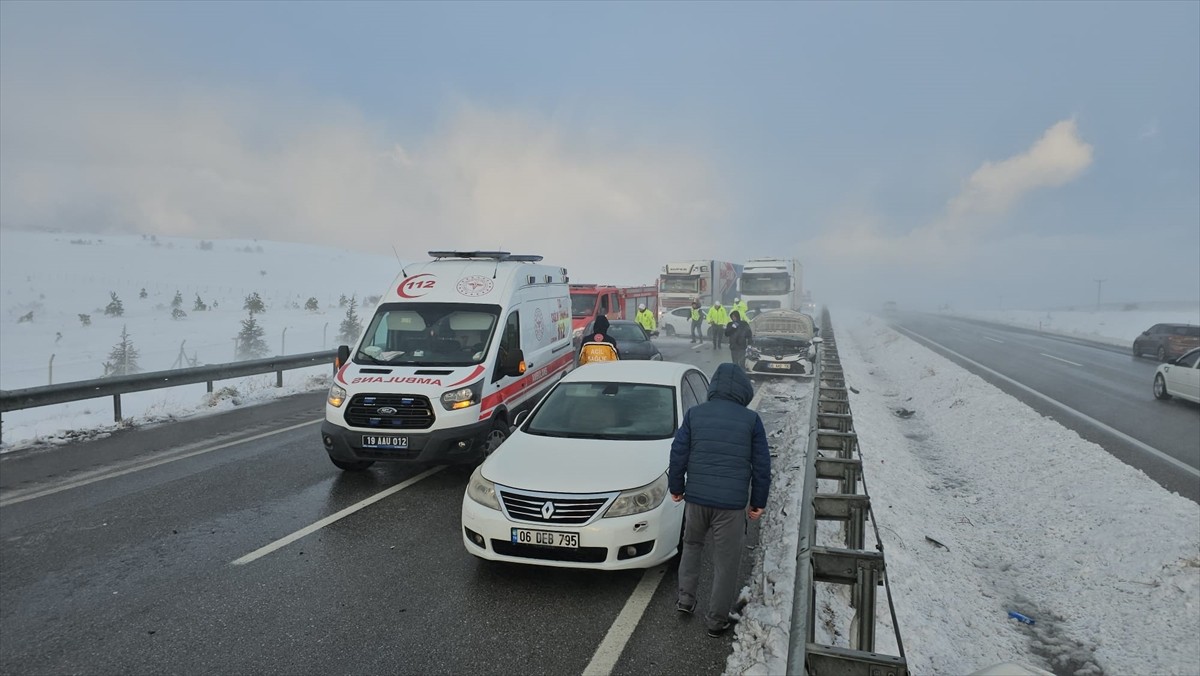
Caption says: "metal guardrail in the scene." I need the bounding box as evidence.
[787,310,908,675]
[0,351,336,439]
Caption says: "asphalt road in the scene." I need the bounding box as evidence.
[884,312,1200,502]
[1,337,809,675]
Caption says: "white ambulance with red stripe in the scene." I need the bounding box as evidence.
[321,251,575,471]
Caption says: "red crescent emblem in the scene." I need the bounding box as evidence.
[398,273,436,299]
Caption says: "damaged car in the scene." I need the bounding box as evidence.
[745,310,821,376]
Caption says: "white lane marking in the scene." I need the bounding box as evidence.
[894,326,1200,481]
[0,420,321,508]
[582,565,668,676]
[1040,352,1083,367]
[691,343,704,351]
[985,337,1004,344]
[231,464,446,565]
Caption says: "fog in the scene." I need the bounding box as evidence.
[2,2,1197,311]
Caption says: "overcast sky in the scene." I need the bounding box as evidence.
[2,1,1197,310]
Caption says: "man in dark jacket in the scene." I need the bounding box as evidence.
[724,310,753,369]
[668,363,770,637]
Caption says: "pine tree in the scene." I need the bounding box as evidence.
[193,294,208,311]
[337,296,362,344]
[105,292,125,317]
[171,290,183,309]
[235,312,269,359]
[104,325,141,376]
[243,291,266,315]
[78,313,91,326]
[139,288,148,299]
[171,307,187,320]
[304,297,320,312]
[338,294,349,308]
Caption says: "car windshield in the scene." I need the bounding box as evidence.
[525,382,677,440]
[740,273,789,294]
[660,276,698,293]
[356,302,499,366]
[608,323,648,342]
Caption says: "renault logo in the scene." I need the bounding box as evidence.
[378,407,398,415]
[541,501,556,519]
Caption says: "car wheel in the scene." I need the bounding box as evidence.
[663,324,676,337]
[480,416,509,458]
[1154,374,1171,400]
[1157,346,1168,362]
[330,457,374,471]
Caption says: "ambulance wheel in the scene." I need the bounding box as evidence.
[481,417,509,458]
[663,325,675,337]
[330,457,374,471]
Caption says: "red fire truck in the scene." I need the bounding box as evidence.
[568,284,659,342]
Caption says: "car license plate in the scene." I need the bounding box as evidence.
[361,435,408,449]
[511,528,579,548]
[769,363,790,370]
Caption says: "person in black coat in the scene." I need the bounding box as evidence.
[724,311,753,369]
[580,314,620,358]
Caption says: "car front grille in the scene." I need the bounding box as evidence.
[498,488,616,525]
[344,393,435,430]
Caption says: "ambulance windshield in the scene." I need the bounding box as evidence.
[357,303,500,366]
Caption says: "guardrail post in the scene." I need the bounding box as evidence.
[49,354,55,386]
[113,394,122,422]
[276,370,284,388]
[853,563,879,651]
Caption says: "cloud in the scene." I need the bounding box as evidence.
[0,75,728,287]
[1139,119,1160,140]
[804,118,1094,266]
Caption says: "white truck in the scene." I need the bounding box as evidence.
[737,257,803,317]
[657,260,740,312]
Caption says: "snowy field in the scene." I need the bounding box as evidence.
[2,231,1198,675]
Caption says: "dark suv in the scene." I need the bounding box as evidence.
[1132,323,1200,362]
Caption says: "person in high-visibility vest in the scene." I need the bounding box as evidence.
[635,303,657,334]
[732,297,750,321]
[578,314,620,365]
[689,300,703,344]
[706,302,729,350]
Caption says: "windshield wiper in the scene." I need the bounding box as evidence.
[355,352,390,365]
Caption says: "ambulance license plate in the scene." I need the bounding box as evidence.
[361,435,409,449]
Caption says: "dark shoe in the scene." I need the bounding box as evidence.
[706,620,733,637]
[676,599,696,614]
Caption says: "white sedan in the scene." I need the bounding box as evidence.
[1153,347,1200,404]
[462,360,711,569]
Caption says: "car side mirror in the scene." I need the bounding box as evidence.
[1142,330,1150,335]
[335,345,351,369]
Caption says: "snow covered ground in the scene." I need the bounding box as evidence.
[3,230,1198,675]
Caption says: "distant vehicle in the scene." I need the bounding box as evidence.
[321,251,574,471]
[658,305,707,337]
[745,310,821,377]
[461,360,711,569]
[882,301,898,314]
[657,259,741,313]
[1132,323,1200,362]
[568,284,658,344]
[1153,347,1200,404]
[738,257,803,317]
[579,319,662,361]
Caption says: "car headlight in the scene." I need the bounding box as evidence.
[604,473,668,518]
[467,466,501,510]
[327,384,347,408]
[572,327,584,340]
[441,380,483,411]
[747,347,761,358]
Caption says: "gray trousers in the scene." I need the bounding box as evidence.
[677,501,746,630]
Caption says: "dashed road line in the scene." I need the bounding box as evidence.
[582,565,668,676]
[1040,353,1082,367]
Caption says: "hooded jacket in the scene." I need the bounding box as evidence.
[582,315,620,358]
[724,316,753,351]
[668,363,770,510]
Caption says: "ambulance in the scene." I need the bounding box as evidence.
[321,251,575,471]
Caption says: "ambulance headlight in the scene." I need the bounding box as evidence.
[441,380,483,410]
[327,384,347,408]
[572,327,584,341]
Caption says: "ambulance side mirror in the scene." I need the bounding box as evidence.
[503,348,526,377]
[335,345,351,369]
